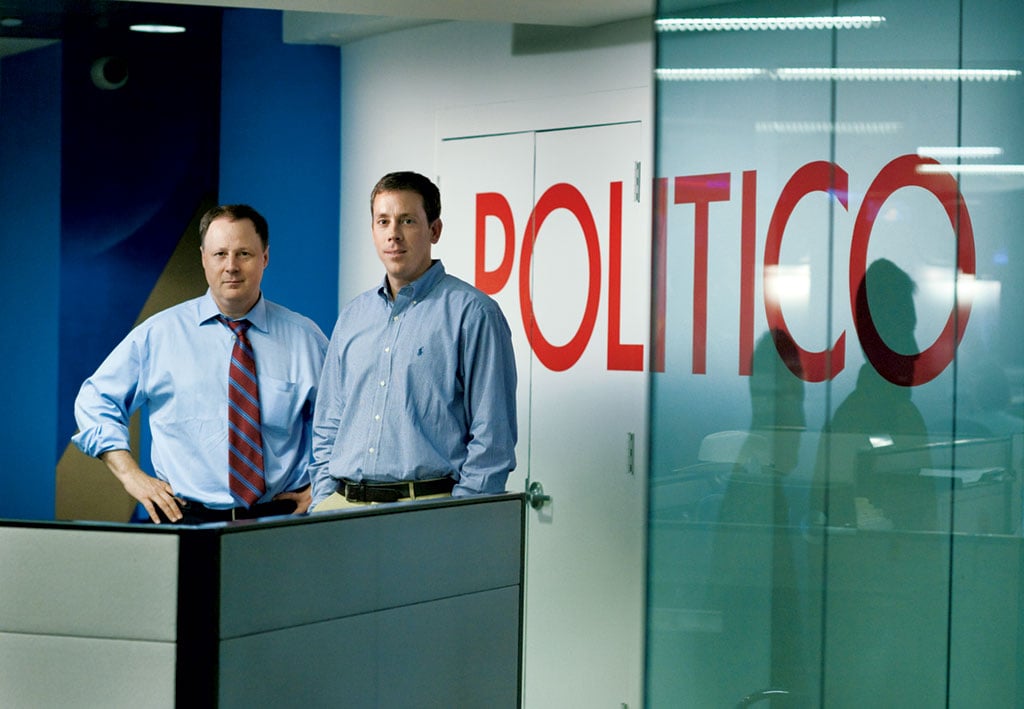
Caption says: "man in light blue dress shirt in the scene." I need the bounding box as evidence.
[73,204,328,523]
[310,172,517,511]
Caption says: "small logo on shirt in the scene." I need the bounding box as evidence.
[417,347,424,356]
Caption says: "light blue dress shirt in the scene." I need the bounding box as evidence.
[310,261,517,507]
[73,291,328,509]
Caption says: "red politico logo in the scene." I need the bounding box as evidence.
[474,154,975,387]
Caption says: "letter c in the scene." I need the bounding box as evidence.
[764,161,848,382]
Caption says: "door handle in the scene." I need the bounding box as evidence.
[527,481,551,510]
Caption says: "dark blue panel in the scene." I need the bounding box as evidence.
[219,9,340,335]
[57,13,223,452]
[0,45,62,520]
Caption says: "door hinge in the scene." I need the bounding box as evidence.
[627,432,635,475]
[633,161,641,203]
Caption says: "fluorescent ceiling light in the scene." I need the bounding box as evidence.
[656,16,885,32]
[756,121,902,135]
[655,68,767,81]
[657,67,1022,82]
[917,146,1003,159]
[130,23,186,34]
[917,164,1024,175]
[776,67,1021,81]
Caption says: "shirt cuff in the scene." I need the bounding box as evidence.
[71,425,131,459]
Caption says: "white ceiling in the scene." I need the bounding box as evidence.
[124,0,659,28]
[0,0,733,57]
[126,0,669,45]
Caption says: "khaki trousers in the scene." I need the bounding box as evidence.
[312,489,452,512]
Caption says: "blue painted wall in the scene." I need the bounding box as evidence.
[0,46,62,520]
[58,12,223,464]
[219,9,340,337]
[0,8,340,520]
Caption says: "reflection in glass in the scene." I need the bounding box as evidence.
[710,330,809,704]
[812,259,935,531]
[648,0,1024,705]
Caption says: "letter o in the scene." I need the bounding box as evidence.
[850,154,976,386]
[519,183,602,372]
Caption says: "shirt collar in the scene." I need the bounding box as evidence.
[377,260,446,303]
[198,290,268,332]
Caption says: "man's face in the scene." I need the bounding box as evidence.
[200,216,268,318]
[371,189,441,295]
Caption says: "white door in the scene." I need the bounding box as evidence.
[438,120,649,708]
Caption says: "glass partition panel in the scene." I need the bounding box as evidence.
[948,2,1024,705]
[648,0,1023,706]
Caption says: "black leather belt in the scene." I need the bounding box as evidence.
[341,477,455,503]
[174,498,298,522]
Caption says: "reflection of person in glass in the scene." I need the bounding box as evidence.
[718,329,806,518]
[711,329,808,703]
[813,258,935,530]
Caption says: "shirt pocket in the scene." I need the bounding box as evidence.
[259,375,301,433]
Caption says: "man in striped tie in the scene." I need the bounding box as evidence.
[73,205,328,524]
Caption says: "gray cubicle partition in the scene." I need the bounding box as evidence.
[0,493,525,708]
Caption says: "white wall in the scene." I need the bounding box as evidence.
[337,21,655,705]
[337,19,654,304]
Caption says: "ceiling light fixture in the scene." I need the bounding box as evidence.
[775,67,1021,81]
[655,67,767,81]
[655,16,885,32]
[917,164,1024,175]
[756,121,903,135]
[657,67,1022,82]
[130,23,186,34]
[916,146,1004,159]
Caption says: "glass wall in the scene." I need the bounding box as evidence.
[647,0,1023,705]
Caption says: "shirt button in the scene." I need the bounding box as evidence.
[393,315,400,322]
[380,380,386,387]
[374,414,381,421]
[368,447,375,453]
[384,346,390,353]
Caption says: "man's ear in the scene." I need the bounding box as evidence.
[431,218,443,244]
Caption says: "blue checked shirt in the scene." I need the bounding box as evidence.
[309,261,518,507]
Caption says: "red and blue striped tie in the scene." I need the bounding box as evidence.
[217,316,265,507]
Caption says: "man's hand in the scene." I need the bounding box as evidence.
[100,450,182,523]
[274,485,312,515]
